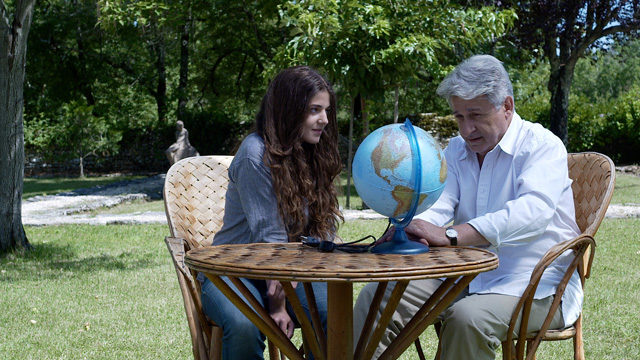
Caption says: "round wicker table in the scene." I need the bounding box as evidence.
[185,242,498,360]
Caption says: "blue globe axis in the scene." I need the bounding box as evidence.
[352,119,447,254]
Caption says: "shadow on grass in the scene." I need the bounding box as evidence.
[1,241,162,282]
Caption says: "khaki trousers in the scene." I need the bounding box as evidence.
[353,279,564,360]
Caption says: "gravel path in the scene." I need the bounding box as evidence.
[22,173,640,226]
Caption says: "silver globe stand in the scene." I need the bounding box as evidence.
[371,119,430,255]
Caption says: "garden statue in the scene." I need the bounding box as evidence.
[166,120,199,165]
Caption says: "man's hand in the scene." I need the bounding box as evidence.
[377,219,445,246]
[405,219,450,246]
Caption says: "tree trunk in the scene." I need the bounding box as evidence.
[393,86,399,123]
[0,0,36,253]
[547,64,574,145]
[360,95,369,137]
[346,96,355,209]
[79,156,85,178]
[349,94,369,210]
[150,16,167,123]
[177,10,191,122]
[155,36,167,123]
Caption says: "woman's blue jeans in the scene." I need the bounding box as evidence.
[200,276,328,360]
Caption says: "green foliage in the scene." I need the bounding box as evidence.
[509,43,640,163]
[20,0,640,171]
[510,61,552,127]
[24,0,161,172]
[58,102,122,159]
[568,88,640,163]
[412,112,459,148]
[275,0,516,147]
[180,108,254,156]
[566,40,640,163]
[276,0,516,97]
[572,39,640,103]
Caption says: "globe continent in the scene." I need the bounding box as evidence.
[352,123,447,220]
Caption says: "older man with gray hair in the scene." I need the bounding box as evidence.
[354,55,582,359]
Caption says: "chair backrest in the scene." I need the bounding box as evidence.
[568,152,615,279]
[568,152,615,237]
[164,155,232,360]
[164,155,234,247]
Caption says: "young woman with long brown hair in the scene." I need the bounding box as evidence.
[199,65,342,359]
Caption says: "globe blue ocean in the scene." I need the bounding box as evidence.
[352,122,447,222]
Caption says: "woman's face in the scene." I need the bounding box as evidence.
[301,90,331,144]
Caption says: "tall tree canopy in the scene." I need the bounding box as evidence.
[275,0,516,206]
[276,0,515,109]
[511,0,640,144]
[1,0,36,252]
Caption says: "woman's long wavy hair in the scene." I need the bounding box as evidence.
[255,66,343,242]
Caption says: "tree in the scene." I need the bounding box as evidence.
[511,0,640,144]
[53,101,123,177]
[1,0,36,252]
[24,0,159,174]
[97,0,174,124]
[277,0,515,207]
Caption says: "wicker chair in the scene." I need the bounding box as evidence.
[164,155,292,360]
[416,152,615,360]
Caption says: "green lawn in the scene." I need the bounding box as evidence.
[1,217,639,359]
[611,172,640,204]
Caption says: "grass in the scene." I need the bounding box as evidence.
[3,171,638,359]
[23,175,145,199]
[87,198,164,216]
[1,225,189,359]
[2,218,639,359]
[611,172,640,204]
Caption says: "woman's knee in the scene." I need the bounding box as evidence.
[226,315,262,338]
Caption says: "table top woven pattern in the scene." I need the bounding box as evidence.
[185,242,498,282]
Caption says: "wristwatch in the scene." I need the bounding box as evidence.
[445,227,458,246]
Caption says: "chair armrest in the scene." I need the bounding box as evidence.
[505,234,596,355]
[165,236,218,337]
[165,236,195,282]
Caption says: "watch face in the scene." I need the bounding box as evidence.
[446,228,458,238]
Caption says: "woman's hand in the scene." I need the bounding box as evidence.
[266,280,296,338]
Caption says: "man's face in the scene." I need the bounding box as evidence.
[450,95,513,158]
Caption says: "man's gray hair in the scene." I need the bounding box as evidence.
[436,55,514,111]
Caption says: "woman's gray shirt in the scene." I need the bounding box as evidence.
[212,133,288,245]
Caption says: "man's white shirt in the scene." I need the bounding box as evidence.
[416,113,583,326]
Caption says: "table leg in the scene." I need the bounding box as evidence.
[206,275,303,360]
[381,274,477,359]
[281,281,325,360]
[327,282,353,360]
[361,281,409,360]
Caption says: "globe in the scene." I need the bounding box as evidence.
[352,119,447,253]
